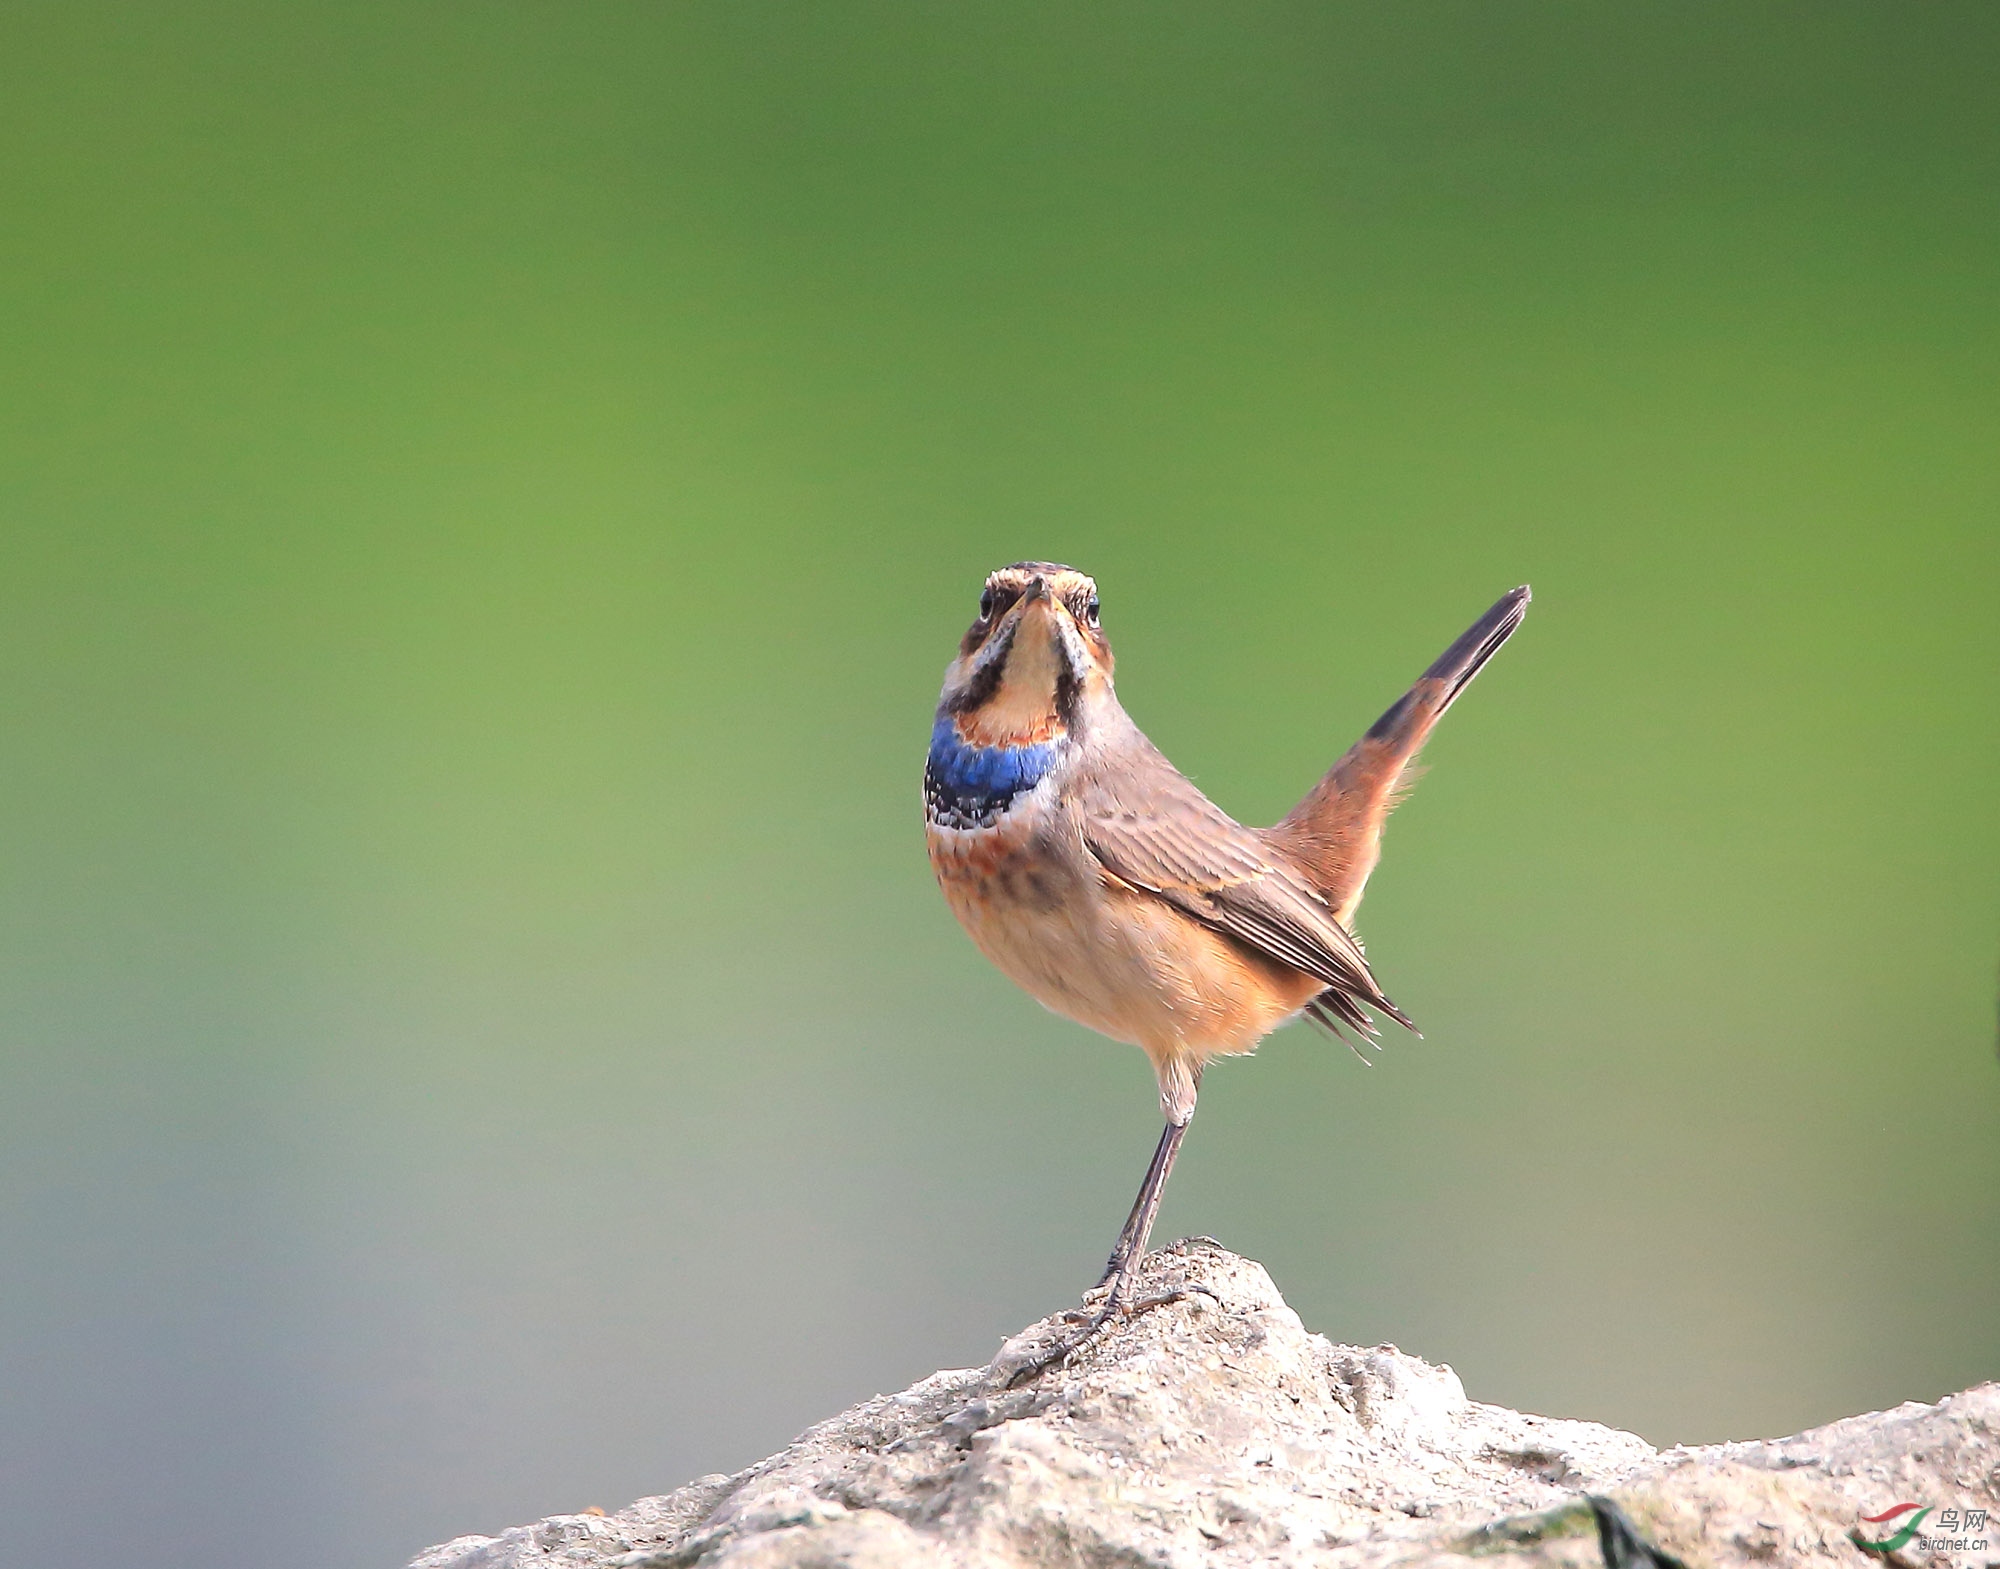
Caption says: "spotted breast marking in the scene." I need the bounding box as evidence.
[924,716,1060,831]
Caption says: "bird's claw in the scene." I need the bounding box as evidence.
[1130,1280,1221,1315]
[1000,1274,1220,1389]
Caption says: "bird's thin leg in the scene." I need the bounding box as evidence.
[1096,1119,1187,1292]
[1006,1117,1195,1387]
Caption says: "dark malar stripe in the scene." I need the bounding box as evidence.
[942,620,1016,715]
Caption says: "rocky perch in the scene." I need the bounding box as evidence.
[413,1241,1997,1569]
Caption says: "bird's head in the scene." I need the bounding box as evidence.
[936,562,1114,746]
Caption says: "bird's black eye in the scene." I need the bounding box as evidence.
[977,586,995,620]
[1083,594,1100,627]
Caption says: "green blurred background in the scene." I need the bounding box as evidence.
[3,4,1996,1565]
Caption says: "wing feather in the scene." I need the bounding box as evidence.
[1075,723,1414,1034]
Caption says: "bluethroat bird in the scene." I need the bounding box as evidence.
[923,564,1529,1370]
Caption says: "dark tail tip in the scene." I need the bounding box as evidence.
[1364,586,1531,743]
[1418,584,1531,717]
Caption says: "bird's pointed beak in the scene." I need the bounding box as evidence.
[1012,580,1074,655]
[1018,574,1073,630]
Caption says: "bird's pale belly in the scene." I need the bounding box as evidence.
[925,812,1318,1069]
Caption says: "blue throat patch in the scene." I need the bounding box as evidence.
[925,716,1060,829]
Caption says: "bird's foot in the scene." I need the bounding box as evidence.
[998,1303,1116,1389]
[1057,1284,1109,1324]
[997,1271,1220,1389]
[1130,1279,1222,1316]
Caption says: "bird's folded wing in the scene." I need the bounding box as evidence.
[1076,743,1406,1026]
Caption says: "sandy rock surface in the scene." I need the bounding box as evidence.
[411,1240,1997,1569]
